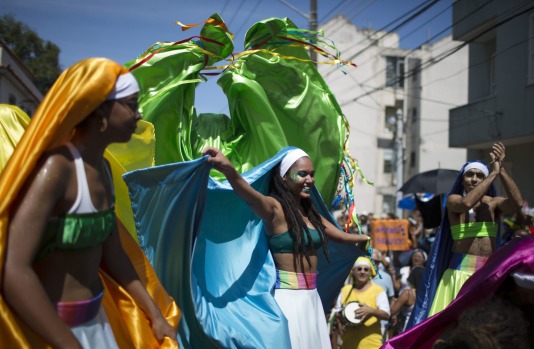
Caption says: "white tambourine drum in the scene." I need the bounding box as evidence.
[342,302,362,326]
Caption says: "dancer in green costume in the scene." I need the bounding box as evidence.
[428,142,523,316]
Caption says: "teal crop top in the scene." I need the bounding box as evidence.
[268,227,323,254]
[37,207,116,260]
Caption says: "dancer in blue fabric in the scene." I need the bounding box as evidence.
[406,142,523,328]
[203,146,369,349]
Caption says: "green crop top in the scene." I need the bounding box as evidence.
[268,227,323,254]
[450,221,498,240]
[36,207,116,260]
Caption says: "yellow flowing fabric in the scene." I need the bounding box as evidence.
[0,104,30,173]
[0,58,179,348]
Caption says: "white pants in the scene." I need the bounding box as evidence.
[71,306,119,349]
[274,288,332,349]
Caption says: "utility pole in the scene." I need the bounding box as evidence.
[278,0,318,64]
[395,108,404,219]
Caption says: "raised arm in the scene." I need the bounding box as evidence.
[491,143,523,215]
[3,156,83,349]
[202,147,281,223]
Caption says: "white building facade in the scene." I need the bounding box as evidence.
[319,16,468,217]
[0,41,42,115]
[450,0,534,207]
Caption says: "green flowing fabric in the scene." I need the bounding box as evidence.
[219,17,347,203]
[127,14,347,204]
[125,13,234,165]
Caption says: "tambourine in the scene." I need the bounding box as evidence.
[342,302,362,326]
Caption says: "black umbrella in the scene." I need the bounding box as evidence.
[399,169,459,195]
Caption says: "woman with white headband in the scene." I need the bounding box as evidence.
[203,146,369,349]
[406,142,523,326]
[1,58,177,348]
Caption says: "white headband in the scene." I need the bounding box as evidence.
[279,148,309,177]
[463,162,489,177]
[106,72,140,100]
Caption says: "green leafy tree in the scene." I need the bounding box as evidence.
[0,14,61,94]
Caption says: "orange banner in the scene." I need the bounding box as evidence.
[370,219,411,251]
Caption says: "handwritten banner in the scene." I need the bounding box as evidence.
[370,219,411,251]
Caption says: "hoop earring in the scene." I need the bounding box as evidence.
[100,117,108,133]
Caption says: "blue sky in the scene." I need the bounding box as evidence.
[3,0,452,114]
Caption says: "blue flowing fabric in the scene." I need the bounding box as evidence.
[406,161,496,328]
[124,147,363,348]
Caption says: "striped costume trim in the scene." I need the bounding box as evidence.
[275,269,317,290]
[448,252,488,274]
[56,291,104,327]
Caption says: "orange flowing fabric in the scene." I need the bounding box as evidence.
[0,58,180,348]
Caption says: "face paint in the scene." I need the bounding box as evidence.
[288,169,314,193]
[289,170,305,184]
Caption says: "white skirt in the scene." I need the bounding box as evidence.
[71,306,119,349]
[274,288,332,349]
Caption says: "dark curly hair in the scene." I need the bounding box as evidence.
[432,296,528,349]
[270,163,330,270]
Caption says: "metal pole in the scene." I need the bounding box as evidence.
[309,0,318,64]
[395,108,404,219]
[278,0,317,66]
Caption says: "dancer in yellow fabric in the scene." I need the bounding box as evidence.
[0,58,178,348]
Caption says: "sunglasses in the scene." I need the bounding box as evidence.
[117,99,139,114]
[356,267,370,272]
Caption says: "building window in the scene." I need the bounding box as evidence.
[386,56,405,89]
[490,52,496,95]
[411,107,418,123]
[385,106,397,131]
[383,148,394,173]
[410,151,416,168]
[382,194,396,216]
[529,12,534,84]
[8,94,17,105]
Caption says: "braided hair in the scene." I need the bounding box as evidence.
[270,162,330,270]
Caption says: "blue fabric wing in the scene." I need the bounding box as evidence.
[124,148,362,348]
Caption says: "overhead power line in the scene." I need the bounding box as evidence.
[349,1,534,103]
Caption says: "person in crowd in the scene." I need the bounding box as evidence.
[408,210,423,249]
[332,256,391,349]
[389,265,425,335]
[398,248,426,291]
[1,58,177,348]
[202,146,369,349]
[371,249,395,341]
